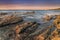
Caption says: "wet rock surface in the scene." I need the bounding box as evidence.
[0,15,23,26]
[0,13,60,40]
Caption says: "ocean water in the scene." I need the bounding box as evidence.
[0,10,60,23]
[0,10,60,16]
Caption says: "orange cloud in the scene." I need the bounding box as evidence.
[0,4,60,10]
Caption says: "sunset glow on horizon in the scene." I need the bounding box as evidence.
[0,0,60,10]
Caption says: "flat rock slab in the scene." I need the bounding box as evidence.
[0,21,40,40]
[0,15,23,26]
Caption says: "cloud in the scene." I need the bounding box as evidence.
[0,4,60,10]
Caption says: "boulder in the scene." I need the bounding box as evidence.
[44,15,52,22]
[53,15,60,29]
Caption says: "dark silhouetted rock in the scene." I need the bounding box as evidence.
[0,13,8,15]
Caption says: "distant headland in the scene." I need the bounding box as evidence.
[49,8,60,10]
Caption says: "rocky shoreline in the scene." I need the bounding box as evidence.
[0,13,60,40]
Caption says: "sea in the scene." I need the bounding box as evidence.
[0,10,60,23]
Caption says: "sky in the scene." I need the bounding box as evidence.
[0,0,60,10]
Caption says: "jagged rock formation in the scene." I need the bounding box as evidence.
[35,15,60,40]
[0,14,60,40]
[0,15,23,26]
[14,21,39,40]
[25,11,35,14]
[0,21,40,40]
[43,15,52,22]
[52,15,60,40]
[0,13,8,15]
